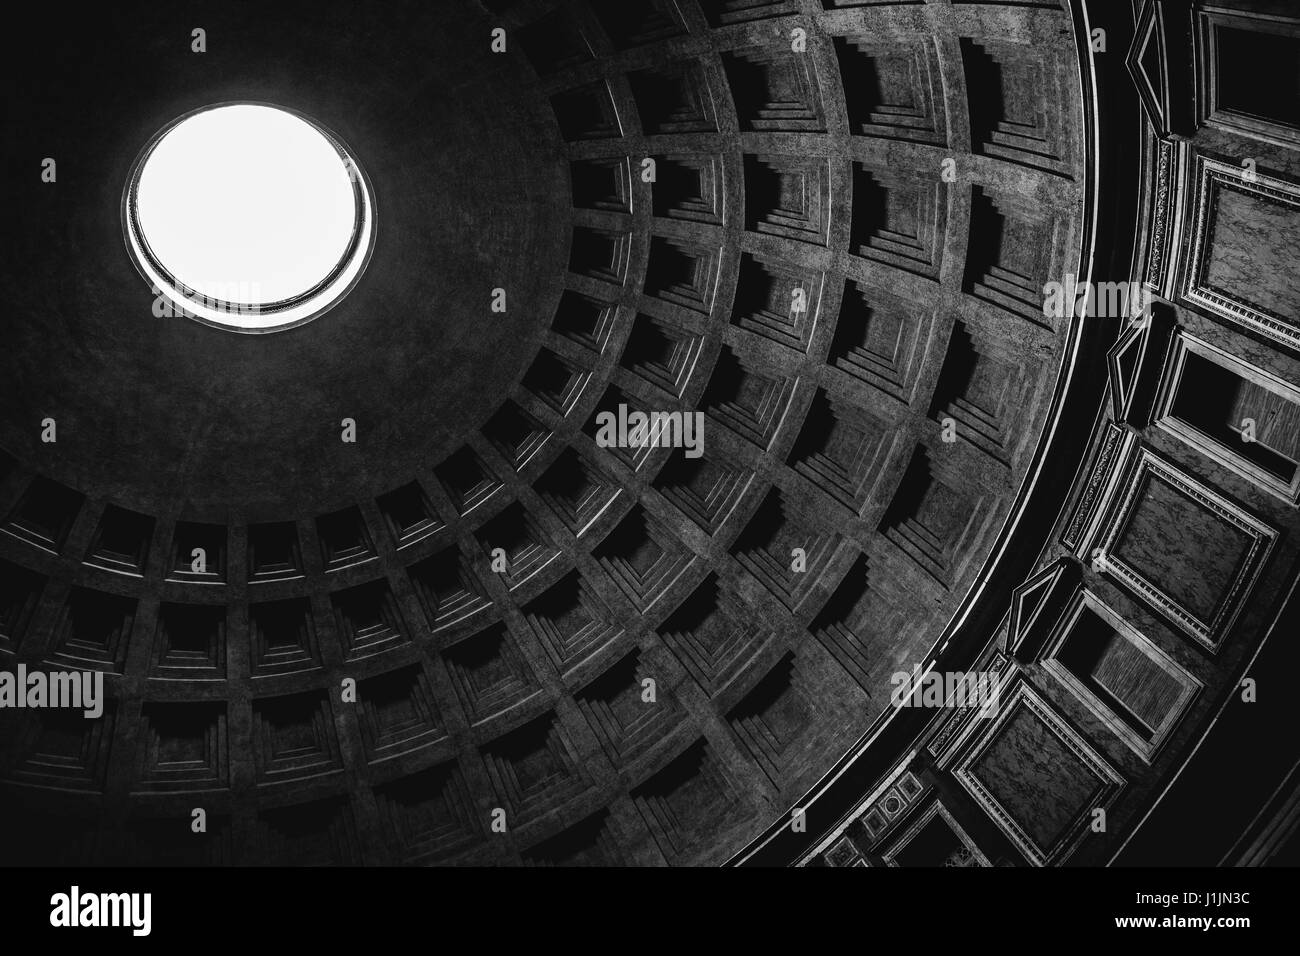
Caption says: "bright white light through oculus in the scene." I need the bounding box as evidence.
[124,103,374,332]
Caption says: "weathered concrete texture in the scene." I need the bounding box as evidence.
[0,0,1147,868]
[3,0,571,521]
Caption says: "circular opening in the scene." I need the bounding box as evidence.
[123,103,375,332]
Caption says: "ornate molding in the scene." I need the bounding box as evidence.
[1181,156,1300,352]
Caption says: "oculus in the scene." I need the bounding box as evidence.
[123,102,374,332]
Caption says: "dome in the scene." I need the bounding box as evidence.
[1,0,1298,873]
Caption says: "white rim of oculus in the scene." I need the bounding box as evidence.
[123,102,375,332]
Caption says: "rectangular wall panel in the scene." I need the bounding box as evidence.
[1042,589,1200,762]
[1181,157,1300,351]
[1093,447,1277,651]
[952,679,1125,866]
[1154,332,1300,503]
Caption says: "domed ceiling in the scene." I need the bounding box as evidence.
[2,0,1298,870]
[3,0,570,518]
